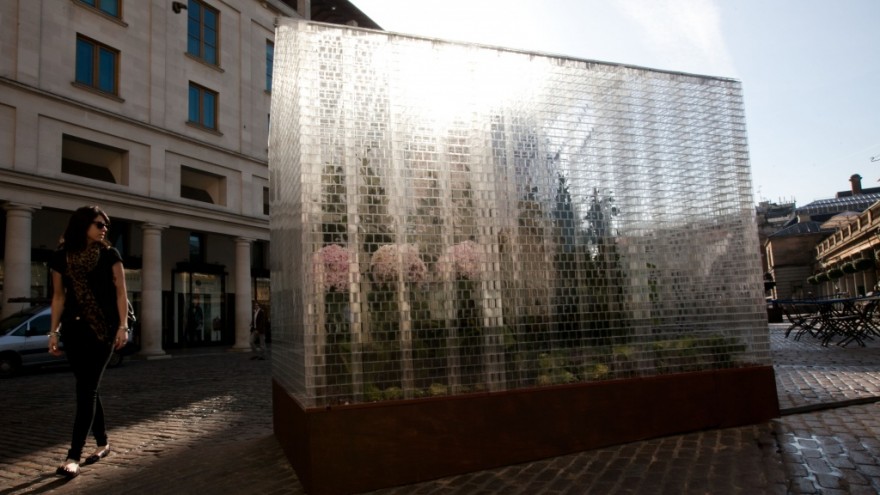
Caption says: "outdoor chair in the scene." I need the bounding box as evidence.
[780,302,823,341]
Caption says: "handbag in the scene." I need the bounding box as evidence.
[127,299,136,328]
[118,299,141,356]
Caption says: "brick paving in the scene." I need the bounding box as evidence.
[0,324,878,494]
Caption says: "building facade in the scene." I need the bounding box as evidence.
[761,174,880,300]
[814,199,880,298]
[764,222,833,299]
[0,0,376,354]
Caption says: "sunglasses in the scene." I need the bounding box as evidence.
[93,221,110,230]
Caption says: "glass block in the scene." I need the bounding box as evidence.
[269,20,769,408]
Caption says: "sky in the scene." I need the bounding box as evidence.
[351,0,880,206]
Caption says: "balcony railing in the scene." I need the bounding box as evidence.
[815,200,880,262]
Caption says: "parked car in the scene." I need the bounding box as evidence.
[0,305,124,378]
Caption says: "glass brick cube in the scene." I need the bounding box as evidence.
[269,20,769,408]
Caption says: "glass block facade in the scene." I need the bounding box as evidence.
[269,20,770,408]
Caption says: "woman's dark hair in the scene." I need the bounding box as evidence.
[60,206,111,251]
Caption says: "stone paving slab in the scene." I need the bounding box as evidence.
[769,323,880,412]
[0,325,879,494]
[773,403,880,495]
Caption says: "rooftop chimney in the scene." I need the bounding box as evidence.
[851,174,863,195]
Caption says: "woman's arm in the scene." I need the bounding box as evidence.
[112,261,128,350]
[49,271,65,356]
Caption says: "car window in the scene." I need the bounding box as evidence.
[30,315,51,335]
[0,314,30,334]
[10,324,28,337]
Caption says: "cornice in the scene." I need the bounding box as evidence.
[0,169,269,240]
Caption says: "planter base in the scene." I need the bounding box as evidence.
[274,366,779,495]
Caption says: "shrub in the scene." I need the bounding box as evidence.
[370,244,428,286]
[445,240,482,280]
[313,244,352,292]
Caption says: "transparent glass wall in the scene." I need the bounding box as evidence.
[270,20,769,408]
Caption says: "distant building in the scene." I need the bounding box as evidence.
[765,222,834,299]
[755,199,796,285]
[763,174,879,299]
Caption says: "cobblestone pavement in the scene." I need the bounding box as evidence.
[0,325,878,494]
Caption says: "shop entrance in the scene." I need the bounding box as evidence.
[168,267,229,347]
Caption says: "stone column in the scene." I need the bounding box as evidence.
[233,237,253,350]
[3,203,38,318]
[140,224,167,357]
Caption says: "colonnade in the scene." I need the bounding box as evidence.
[1,205,255,356]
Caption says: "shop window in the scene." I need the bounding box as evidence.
[62,134,128,184]
[171,270,228,347]
[180,165,226,205]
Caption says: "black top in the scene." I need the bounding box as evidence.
[48,246,123,335]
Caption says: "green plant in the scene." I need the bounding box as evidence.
[842,262,857,274]
[582,363,610,380]
[364,384,383,402]
[650,335,745,374]
[383,387,403,401]
[428,383,448,397]
[827,268,844,279]
[535,351,581,385]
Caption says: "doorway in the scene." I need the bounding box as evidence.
[170,269,228,347]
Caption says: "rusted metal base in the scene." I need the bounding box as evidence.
[274,366,779,495]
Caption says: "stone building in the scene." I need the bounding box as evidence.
[0,0,378,354]
[814,198,880,298]
[763,174,880,299]
[764,222,833,299]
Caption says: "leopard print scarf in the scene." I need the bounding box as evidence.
[67,243,110,341]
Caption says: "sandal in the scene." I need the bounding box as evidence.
[55,459,80,478]
[84,444,110,465]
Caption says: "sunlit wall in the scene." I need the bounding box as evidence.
[269,20,769,408]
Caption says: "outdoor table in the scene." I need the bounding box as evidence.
[775,296,879,347]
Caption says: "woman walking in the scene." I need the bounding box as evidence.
[47,206,129,478]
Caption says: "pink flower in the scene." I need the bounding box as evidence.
[370,244,427,286]
[314,244,352,292]
[446,241,481,280]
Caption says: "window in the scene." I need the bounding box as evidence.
[189,233,206,263]
[62,134,128,184]
[75,35,119,95]
[188,82,218,130]
[10,314,48,337]
[252,241,267,271]
[180,165,226,205]
[187,0,219,65]
[263,187,270,215]
[78,0,120,18]
[189,232,205,263]
[266,41,274,91]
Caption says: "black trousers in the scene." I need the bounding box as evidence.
[62,327,112,462]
